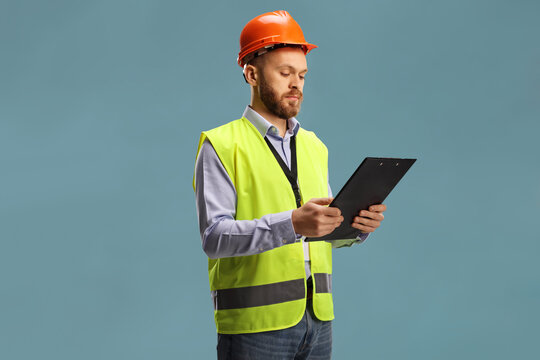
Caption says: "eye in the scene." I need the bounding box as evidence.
[281,72,290,77]
[299,75,305,80]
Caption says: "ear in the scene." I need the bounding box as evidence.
[243,64,258,86]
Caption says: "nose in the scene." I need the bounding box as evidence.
[289,75,302,90]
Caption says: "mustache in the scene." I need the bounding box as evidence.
[284,90,303,98]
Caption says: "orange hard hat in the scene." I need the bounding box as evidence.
[237,10,317,67]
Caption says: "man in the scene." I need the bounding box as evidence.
[193,10,387,359]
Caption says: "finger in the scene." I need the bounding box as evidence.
[323,221,342,231]
[351,222,376,233]
[358,210,384,221]
[368,204,387,213]
[309,197,334,206]
[321,206,341,217]
[353,216,380,229]
[319,215,344,225]
[318,221,343,235]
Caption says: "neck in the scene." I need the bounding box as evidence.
[250,98,288,137]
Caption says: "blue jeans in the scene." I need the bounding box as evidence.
[217,300,332,360]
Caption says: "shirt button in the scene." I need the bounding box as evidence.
[282,239,288,244]
[259,247,264,251]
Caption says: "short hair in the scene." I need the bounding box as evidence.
[242,44,303,83]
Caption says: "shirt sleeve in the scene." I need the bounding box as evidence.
[194,139,298,259]
[327,181,369,249]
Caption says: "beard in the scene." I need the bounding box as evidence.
[258,75,303,120]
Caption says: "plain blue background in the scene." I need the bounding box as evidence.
[1,0,539,359]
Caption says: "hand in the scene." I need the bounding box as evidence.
[292,198,344,237]
[351,204,387,233]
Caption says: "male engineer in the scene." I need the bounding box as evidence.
[193,10,387,360]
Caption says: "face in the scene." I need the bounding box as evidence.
[255,47,308,120]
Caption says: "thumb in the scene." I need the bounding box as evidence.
[308,197,334,206]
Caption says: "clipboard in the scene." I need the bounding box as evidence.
[305,157,416,241]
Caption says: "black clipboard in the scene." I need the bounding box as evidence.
[305,157,416,241]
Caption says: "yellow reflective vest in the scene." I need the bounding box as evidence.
[194,117,334,334]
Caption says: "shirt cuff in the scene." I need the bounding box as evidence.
[357,232,369,243]
[269,209,298,246]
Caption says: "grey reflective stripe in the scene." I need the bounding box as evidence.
[314,273,332,293]
[214,279,305,310]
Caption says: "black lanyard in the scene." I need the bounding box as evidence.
[264,136,302,208]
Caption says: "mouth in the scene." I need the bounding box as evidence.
[284,93,302,101]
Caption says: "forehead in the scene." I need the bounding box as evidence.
[263,47,307,69]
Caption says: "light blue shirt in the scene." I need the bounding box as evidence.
[194,106,367,274]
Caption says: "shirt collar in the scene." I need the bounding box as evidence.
[242,106,300,138]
